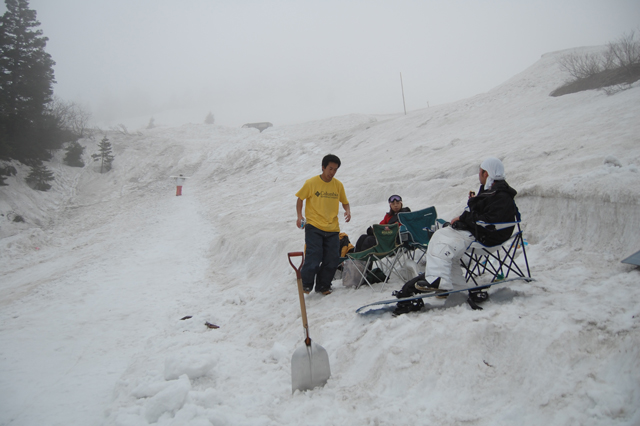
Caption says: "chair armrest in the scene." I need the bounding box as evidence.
[476,220,519,231]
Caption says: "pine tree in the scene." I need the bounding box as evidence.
[204,111,215,124]
[0,0,57,160]
[25,160,53,190]
[63,141,84,167]
[91,136,114,173]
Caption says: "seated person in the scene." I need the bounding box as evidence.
[355,194,411,252]
[392,157,518,316]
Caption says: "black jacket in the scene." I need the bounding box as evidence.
[453,180,518,246]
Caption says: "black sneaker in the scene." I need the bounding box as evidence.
[415,277,441,292]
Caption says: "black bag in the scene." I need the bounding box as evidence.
[365,268,386,284]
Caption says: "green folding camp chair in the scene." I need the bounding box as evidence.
[397,206,438,264]
[346,223,403,292]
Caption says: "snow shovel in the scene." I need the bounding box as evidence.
[287,251,331,393]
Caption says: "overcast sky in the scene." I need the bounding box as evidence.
[2,0,639,128]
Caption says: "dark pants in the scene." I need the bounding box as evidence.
[355,234,376,252]
[302,224,339,293]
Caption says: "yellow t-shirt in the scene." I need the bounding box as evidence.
[296,175,349,233]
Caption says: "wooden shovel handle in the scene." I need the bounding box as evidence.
[288,252,311,346]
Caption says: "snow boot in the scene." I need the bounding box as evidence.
[415,277,441,292]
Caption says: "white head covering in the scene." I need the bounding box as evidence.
[480,157,505,190]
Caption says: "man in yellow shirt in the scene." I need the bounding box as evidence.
[296,154,351,295]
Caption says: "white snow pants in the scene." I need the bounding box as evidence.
[425,226,474,290]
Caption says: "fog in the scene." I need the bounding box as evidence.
[3,0,639,128]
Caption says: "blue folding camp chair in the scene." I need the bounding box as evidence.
[460,212,531,285]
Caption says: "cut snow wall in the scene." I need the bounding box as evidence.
[518,195,640,260]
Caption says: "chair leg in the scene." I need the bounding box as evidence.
[497,235,527,280]
[518,234,532,278]
[388,254,406,280]
[379,255,400,293]
[516,224,531,278]
[355,258,376,292]
[461,250,482,286]
[464,232,532,284]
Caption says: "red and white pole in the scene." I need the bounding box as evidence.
[173,175,187,196]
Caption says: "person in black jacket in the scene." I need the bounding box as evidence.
[449,174,517,247]
[393,157,518,316]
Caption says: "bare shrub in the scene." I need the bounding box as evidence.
[553,30,640,96]
[605,31,640,77]
[601,83,633,96]
[49,97,93,138]
[558,52,605,79]
[110,124,142,136]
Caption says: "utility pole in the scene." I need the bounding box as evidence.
[400,72,407,115]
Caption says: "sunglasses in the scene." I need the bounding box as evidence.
[388,195,402,203]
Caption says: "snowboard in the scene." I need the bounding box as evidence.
[355,276,535,314]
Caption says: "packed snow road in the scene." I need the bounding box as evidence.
[0,182,215,425]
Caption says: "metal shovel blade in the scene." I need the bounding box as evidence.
[291,340,331,393]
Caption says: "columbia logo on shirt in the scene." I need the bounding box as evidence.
[315,191,339,199]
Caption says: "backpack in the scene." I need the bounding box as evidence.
[365,268,386,284]
[339,232,355,257]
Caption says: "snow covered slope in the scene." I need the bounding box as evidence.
[1,47,639,426]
